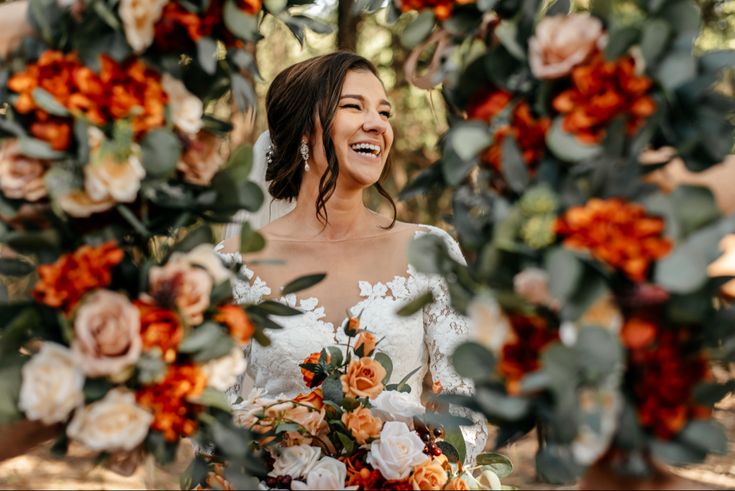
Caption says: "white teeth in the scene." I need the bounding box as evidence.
[350,143,381,157]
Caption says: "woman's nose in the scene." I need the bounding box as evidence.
[362,109,389,134]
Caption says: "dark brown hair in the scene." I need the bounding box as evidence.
[265,51,396,227]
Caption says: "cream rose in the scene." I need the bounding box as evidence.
[444,476,470,490]
[162,74,203,136]
[148,255,212,325]
[411,456,448,490]
[513,268,557,307]
[178,131,225,186]
[201,347,247,392]
[340,357,386,399]
[367,421,428,481]
[172,244,231,285]
[58,189,115,217]
[72,289,142,377]
[119,0,167,53]
[0,139,47,201]
[370,390,425,428]
[342,407,383,445]
[291,457,356,491]
[85,152,145,205]
[529,14,606,79]
[66,389,153,451]
[19,343,84,424]
[281,404,327,446]
[268,444,321,478]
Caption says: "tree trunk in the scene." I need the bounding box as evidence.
[337,0,360,52]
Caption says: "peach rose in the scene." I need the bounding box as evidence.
[162,74,203,136]
[0,139,47,201]
[513,268,557,307]
[341,357,386,399]
[85,130,145,204]
[341,407,383,445]
[178,131,225,186]
[294,389,324,410]
[283,404,328,445]
[444,477,469,490]
[411,457,448,490]
[148,255,213,325]
[58,189,115,217]
[119,0,167,53]
[354,331,377,357]
[529,14,606,79]
[66,389,153,451]
[72,289,142,377]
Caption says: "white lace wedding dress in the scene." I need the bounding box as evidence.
[216,224,488,462]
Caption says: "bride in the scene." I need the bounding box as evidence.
[217,52,488,462]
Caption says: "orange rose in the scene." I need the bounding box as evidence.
[342,407,383,445]
[620,317,657,350]
[410,457,449,490]
[236,0,262,15]
[214,305,255,344]
[345,316,360,336]
[282,404,327,446]
[33,241,124,312]
[444,477,469,490]
[354,331,377,357]
[135,300,183,363]
[294,388,324,410]
[341,357,386,399]
[301,351,329,388]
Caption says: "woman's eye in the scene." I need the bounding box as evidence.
[380,111,392,118]
[342,104,361,110]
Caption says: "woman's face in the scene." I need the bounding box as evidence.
[310,70,394,190]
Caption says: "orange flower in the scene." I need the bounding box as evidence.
[445,477,469,490]
[467,89,551,174]
[214,305,254,344]
[555,198,672,282]
[135,300,183,363]
[343,455,385,489]
[236,0,262,15]
[294,388,324,410]
[411,457,449,490]
[399,0,475,21]
[300,351,329,389]
[136,364,206,441]
[354,331,377,356]
[342,406,383,445]
[552,54,656,143]
[341,357,386,399]
[33,241,124,312]
[499,314,559,394]
[620,317,657,350]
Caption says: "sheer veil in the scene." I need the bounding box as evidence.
[222,130,296,239]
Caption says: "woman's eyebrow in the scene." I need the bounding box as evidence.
[340,94,392,108]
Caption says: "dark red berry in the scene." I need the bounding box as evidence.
[431,446,443,456]
[265,476,277,488]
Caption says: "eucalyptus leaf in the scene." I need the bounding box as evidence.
[239,222,266,254]
[476,452,513,478]
[671,185,720,238]
[223,0,259,41]
[679,420,728,454]
[0,361,22,423]
[650,438,706,466]
[449,122,492,162]
[500,135,529,193]
[604,26,640,60]
[546,118,601,163]
[179,322,229,353]
[544,247,582,304]
[322,377,344,405]
[255,300,301,316]
[141,129,182,178]
[641,19,671,66]
[19,137,65,160]
[437,440,461,463]
[451,342,496,380]
[282,273,326,295]
[656,50,697,90]
[475,387,530,421]
[0,258,35,277]
[374,352,393,383]
[401,11,435,49]
[173,225,214,253]
[31,87,69,117]
[535,444,582,485]
[396,291,433,316]
[444,426,467,463]
[197,37,218,75]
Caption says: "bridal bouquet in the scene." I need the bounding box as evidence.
[198,317,514,490]
[400,0,735,484]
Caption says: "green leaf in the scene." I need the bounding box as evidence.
[546,118,601,163]
[701,50,735,73]
[408,234,450,276]
[136,349,167,385]
[437,440,461,463]
[0,361,23,423]
[475,387,530,421]
[443,427,466,463]
[449,121,492,163]
[84,378,114,403]
[679,420,728,455]
[396,291,433,316]
[322,377,344,405]
[31,88,69,117]
[146,431,178,465]
[264,0,287,13]
[374,352,393,384]
[92,0,122,30]
[173,225,214,253]
[116,205,151,238]
[693,381,735,406]
[604,25,640,60]
[401,10,435,49]
[655,50,697,90]
[239,221,266,254]
[575,327,623,384]
[224,0,259,41]
[327,346,344,368]
[650,438,706,466]
[451,342,496,380]
[641,19,671,66]
[544,247,582,304]
[476,452,513,478]
[535,445,582,485]
[281,273,326,295]
[191,387,233,413]
[254,300,301,316]
[210,419,249,458]
[179,322,228,353]
[19,137,65,160]
[141,128,182,178]
[500,135,529,193]
[0,258,35,277]
[197,37,218,75]
[671,185,720,238]
[337,431,355,454]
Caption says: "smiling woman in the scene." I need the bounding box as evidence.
[218,51,489,468]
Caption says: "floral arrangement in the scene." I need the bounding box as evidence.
[399,0,735,484]
[191,317,514,490]
[0,0,333,482]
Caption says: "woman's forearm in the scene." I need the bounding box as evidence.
[0,1,34,59]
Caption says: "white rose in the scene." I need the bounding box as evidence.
[202,347,247,392]
[66,389,153,452]
[162,74,203,136]
[119,0,167,53]
[172,244,231,285]
[366,421,428,481]
[268,444,321,479]
[19,343,85,424]
[291,457,357,491]
[370,390,425,427]
[59,189,115,218]
[85,149,145,204]
[462,469,502,490]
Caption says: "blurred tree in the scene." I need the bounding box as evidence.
[337,0,361,51]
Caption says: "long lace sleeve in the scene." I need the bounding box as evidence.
[419,226,489,465]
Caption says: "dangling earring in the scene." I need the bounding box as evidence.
[300,141,310,172]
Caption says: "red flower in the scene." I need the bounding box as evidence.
[214,304,255,344]
[135,300,183,363]
[399,0,475,21]
[499,314,559,394]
